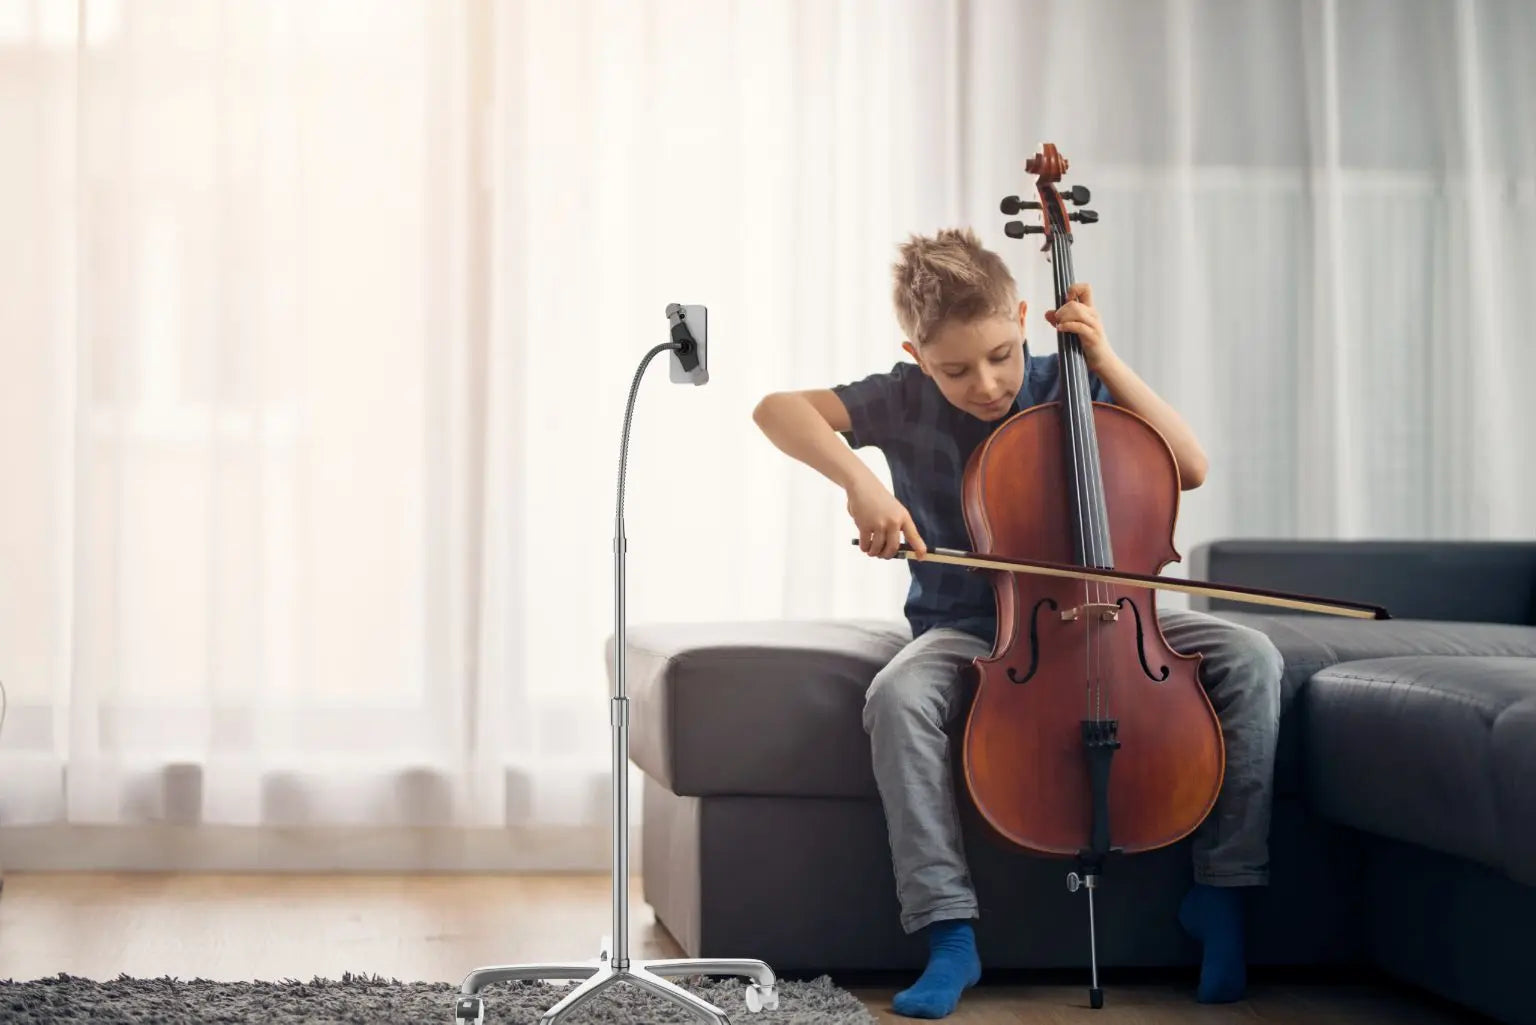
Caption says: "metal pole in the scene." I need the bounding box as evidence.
[452,333,775,1025]
[612,509,629,969]
[610,343,672,969]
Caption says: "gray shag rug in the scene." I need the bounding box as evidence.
[0,972,876,1024]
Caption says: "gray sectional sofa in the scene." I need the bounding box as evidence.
[611,539,1536,1024]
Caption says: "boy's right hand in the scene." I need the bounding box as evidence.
[847,481,928,559]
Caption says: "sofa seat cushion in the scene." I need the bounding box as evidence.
[1209,613,1536,799]
[610,619,912,798]
[613,614,1536,806]
[1212,613,1536,705]
[1303,655,1536,885]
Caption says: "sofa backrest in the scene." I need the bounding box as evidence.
[1187,539,1536,625]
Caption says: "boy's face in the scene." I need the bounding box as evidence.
[903,300,1028,422]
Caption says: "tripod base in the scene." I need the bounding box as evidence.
[454,935,778,1024]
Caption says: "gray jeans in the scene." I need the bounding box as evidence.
[862,607,1284,934]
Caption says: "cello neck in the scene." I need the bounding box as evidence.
[1046,211,1114,570]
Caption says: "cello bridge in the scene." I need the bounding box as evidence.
[1061,603,1120,622]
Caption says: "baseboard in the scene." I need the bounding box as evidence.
[0,824,642,873]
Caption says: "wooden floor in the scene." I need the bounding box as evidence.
[0,872,1487,1023]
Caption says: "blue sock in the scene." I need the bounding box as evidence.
[1178,883,1247,1003]
[891,919,981,1019]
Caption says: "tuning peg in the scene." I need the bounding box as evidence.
[1005,221,1045,238]
[1062,185,1090,204]
[1001,195,1042,215]
[1070,209,1099,224]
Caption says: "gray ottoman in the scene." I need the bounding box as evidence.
[1299,655,1536,1025]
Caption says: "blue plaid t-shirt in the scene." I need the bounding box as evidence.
[833,351,1114,645]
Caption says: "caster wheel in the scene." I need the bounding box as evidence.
[454,995,485,1023]
[745,983,779,1012]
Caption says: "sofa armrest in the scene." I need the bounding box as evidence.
[1187,539,1536,625]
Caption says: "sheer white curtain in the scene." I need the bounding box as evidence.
[1,0,1531,872]
[0,0,959,870]
[957,0,1536,548]
[0,0,515,866]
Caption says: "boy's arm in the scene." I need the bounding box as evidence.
[751,390,883,494]
[752,389,929,558]
[1090,356,1209,489]
[1047,283,1209,490]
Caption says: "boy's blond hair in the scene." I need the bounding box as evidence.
[891,227,1018,345]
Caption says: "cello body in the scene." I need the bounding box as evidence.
[960,144,1224,901]
[960,397,1224,857]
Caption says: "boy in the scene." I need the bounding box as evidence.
[752,228,1283,1018]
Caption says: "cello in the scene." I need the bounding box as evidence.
[850,143,1388,1008]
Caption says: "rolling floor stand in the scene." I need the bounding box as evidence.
[454,306,778,1024]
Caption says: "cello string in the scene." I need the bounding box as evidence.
[1058,226,1109,725]
[1055,230,1093,722]
[1056,230,1093,722]
[1068,229,1112,723]
[1052,226,1102,723]
[1083,329,1113,723]
[1072,231,1115,723]
[1062,236,1099,725]
[1060,225,1108,722]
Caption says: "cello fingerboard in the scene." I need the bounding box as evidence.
[1048,228,1114,572]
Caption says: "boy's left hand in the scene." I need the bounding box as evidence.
[1045,282,1114,371]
